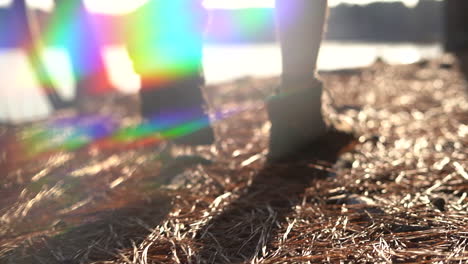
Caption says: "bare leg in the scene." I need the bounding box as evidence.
[127,0,214,145]
[445,0,468,81]
[275,0,327,92]
[267,0,328,161]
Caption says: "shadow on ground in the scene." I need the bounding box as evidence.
[4,192,172,264]
[195,131,355,263]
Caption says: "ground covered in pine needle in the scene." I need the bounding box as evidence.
[0,58,467,263]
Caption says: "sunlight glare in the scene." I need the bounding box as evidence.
[0,0,10,7]
[329,0,420,7]
[203,0,274,9]
[83,0,148,14]
[26,0,54,11]
[0,0,438,12]
[102,46,141,94]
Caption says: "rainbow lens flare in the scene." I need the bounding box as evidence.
[205,8,274,43]
[42,0,109,94]
[9,0,269,155]
[20,106,238,158]
[125,0,207,84]
[43,0,208,92]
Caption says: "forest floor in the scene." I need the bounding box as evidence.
[0,57,467,263]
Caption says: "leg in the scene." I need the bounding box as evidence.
[52,0,110,109]
[128,0,214,145]
[267,0,328,161]
[445,0,468,81]
[275,0,327,93]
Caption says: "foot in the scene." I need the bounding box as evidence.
[140,76,215,146]
[172,125,215,146]
[266,82,328,162]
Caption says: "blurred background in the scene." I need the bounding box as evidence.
[0,0,444,122]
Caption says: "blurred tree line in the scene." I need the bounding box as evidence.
[326,0,443,42]
[205,0,443,43]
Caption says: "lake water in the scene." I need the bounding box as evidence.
[0,42,442,122]
[203,42,442,83]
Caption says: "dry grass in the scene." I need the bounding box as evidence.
[0,57,467,263]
